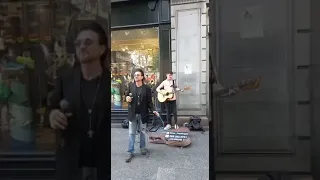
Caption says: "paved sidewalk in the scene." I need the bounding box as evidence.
[111,128,209,180]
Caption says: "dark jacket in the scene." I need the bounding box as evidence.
[125,82,155,124]
[48,65,111,180]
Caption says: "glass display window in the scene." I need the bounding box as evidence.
[0,0,109,153]
[111,27,160,109]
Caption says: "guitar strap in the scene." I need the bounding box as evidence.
[172,79,176,98]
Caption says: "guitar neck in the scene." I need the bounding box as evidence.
[171,89,183,93]
[212,77,260,97]
[164,87,188,95]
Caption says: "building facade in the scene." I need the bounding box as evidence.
[170,0,210,125]
[110,0,211,127]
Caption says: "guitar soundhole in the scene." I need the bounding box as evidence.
[166,92,169,95]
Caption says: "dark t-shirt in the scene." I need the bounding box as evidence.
[135,85,142,114]
[79,76,100,167]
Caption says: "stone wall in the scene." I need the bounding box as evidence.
[170,0,209,125]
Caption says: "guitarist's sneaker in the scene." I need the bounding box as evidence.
[164,124,171,130]
[125,153,134,163]
[174,124,179,129]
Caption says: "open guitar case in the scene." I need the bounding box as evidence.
[148,127,192,147]
[147,91,192,147]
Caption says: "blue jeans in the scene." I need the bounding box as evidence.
[127,114,147,154]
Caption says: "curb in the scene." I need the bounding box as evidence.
[111,123,210,131]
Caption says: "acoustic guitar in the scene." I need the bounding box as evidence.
[157,86,191,103]
[213,77,261,97]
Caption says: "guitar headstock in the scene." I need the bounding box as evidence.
[237,77,261,91]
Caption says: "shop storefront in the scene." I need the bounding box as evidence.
[110,0,171,123]
[0,0,170,178]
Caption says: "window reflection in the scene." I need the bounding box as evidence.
[0,0,102,152]
[111,27,160,109]
[0,1,55,152]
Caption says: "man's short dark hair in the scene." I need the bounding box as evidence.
[166,71,173,75]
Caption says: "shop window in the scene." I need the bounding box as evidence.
[0,0,108,153]
[111,27,160,110]
[0,1,55,152]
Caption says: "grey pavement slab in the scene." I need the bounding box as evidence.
[111,128,209,180]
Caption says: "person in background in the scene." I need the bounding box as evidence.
[156,71,180,130]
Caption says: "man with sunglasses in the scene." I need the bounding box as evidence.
[48,23,110,180]
[125,68,159,163]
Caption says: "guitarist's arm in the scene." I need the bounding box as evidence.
[156,81,165,94]
[175,85,182,92]
[173,80,182,92]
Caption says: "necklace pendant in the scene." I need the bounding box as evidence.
[87,130,94,138]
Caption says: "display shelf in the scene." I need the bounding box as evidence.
[0,2,23,46]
